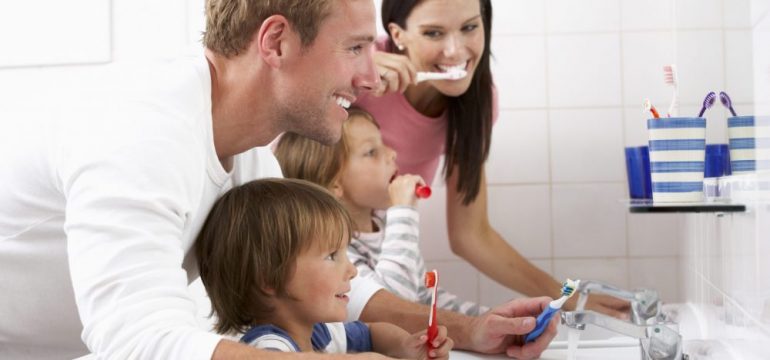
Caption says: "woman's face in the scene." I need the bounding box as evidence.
[390,0,485,97]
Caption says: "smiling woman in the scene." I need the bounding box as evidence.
[354,0,632,318]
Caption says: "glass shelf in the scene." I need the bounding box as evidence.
[628,199,746,213]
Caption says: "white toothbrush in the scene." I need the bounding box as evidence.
[416,68,468,83]
[663,65,679,117]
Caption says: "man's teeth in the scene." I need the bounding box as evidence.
[335,96,351,109]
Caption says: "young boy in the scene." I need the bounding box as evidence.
[195,178,452,357]
[275,108,488,316]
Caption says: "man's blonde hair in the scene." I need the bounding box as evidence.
[203,0,333,57]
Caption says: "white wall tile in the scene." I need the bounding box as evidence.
[675,31,726,106]
[417,184,459,262]
[187,0,207,45]
[624,107,654,147]
[552,184,627,258]
[491,35,548,109]
[628,257,681,303]
[725,30,755,104]
[553,258,629,290]
[112,0,190,61]
[622,32,677,109]
[621,0,675,31]
[547,34,623,107]
[488,185,552,259]
[487,110,550,184]
[424,260,480,304]
[724,0,753,28]
[545,0,620,33]
[479,260,552,307]
[550,109,625,183]
[752,0,770,27]
[674,0,724,29]
[627,213,682,257]
[491,0,545,35]
[0,0,111,67]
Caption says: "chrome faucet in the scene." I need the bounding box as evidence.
[561,310,687,360]
[575,280,661,325]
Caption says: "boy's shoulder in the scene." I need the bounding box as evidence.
[240,322,371,353]
[240,324,299,352]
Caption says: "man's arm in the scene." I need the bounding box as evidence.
[359,290,557,360]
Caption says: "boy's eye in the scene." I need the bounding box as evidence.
[365,148,376,156]
[326,251,337,261]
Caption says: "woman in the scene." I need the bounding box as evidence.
[355,0,629,317]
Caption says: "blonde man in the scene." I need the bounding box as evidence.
[0,0,378,359]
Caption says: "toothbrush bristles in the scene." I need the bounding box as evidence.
[560,279,579,298]
[425,271,437,288]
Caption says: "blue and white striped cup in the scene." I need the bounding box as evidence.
[728,116,770,174]
[647,117,707,203]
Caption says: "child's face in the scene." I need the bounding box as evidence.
[338,116,398,210]
[284,236,357,325]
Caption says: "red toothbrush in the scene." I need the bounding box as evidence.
[415,185,432,199]
[425,270,439,353]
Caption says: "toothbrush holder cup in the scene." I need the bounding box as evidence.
[727,115,770,174]
[647,117,707,203]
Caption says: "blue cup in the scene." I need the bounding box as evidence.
[625,146,652,199]
[704,144,731,178]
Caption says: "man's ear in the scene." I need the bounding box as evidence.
[254,14,291,68]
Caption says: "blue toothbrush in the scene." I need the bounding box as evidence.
[719,91,738,116]
[525,279,580,343]
[698,92,716,117]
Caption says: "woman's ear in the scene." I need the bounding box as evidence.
[387,22,406,51]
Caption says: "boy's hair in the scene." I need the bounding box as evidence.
[274,107,378,188]
[195,177,353,334]
[203,0,333,57]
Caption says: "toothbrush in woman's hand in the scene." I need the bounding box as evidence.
[719,91,738,116]
[416,68,468,83]
[698,92,716,117]
[525,279,580,343]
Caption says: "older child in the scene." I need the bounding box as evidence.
[195,178,452,358]
[275,108,488,316]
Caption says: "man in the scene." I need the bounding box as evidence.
[0,0,379,358]
[0,0,556,359]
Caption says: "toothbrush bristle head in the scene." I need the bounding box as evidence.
[704,92,716,108]
[719,91,732,107]
[644,99,652,111]
[663,64,678,85]
[425,270,438,288]
[448,68,468,80]
[561,279,580,298]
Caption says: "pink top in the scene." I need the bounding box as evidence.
[355,81,499,186]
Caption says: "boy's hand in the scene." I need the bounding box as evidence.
[388,174,426,207]
[400,326,453,360]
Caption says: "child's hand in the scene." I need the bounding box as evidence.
[400,326,453,360]
[388,174,426,207]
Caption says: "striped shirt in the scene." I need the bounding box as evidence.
[348,206,488,316]
[241,322,372,353]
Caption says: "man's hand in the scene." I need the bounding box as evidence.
[465,297,557,360]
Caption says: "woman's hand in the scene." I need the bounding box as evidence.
[400,326,453,360]
[373,51,417,96]
[388,174,425,207]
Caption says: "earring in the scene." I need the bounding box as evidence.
[397,44,405,51]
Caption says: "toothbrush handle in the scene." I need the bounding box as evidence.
[524,305,558,343]
[427,322,438,351]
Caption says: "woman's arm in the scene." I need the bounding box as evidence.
[444,168,629,315]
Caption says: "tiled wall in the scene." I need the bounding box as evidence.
[419,0,760,309]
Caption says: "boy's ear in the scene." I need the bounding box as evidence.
[254,14,293,68]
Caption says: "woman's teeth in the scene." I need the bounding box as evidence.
[437,62,467,72]
[335,96,351,109]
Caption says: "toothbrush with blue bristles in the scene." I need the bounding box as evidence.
[525,279,580,343]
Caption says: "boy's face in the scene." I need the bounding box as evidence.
[283,236,357,325]
[337,116,398,211]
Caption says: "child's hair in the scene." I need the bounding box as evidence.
[274,107,378,188]
[195,177,354,335]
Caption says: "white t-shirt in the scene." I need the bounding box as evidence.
[0,54,282,359]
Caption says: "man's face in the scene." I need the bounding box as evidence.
[277,0,379,145]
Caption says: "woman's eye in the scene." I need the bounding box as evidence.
[462,24,479,32]
[423,30,442,39]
